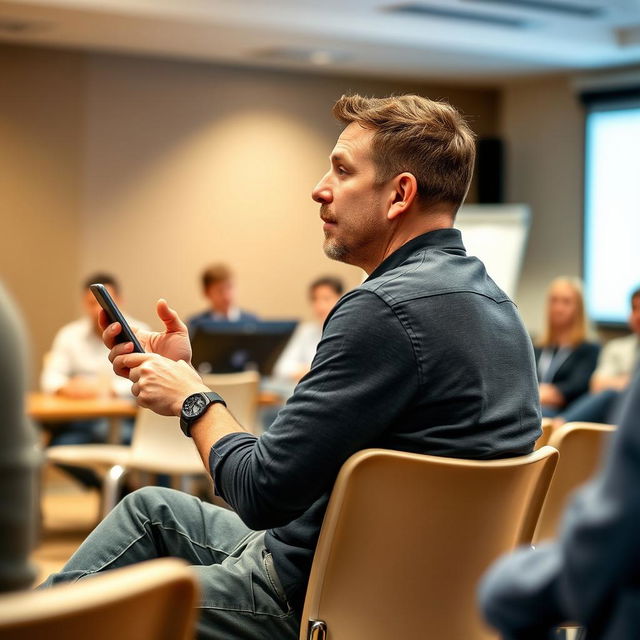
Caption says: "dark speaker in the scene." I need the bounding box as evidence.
[477,137,504,204]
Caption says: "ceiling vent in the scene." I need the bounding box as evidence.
[463,0,605,19]
[250,47,352,66]
[384,3,533,28]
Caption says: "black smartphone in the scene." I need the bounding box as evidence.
[90,283,145,353]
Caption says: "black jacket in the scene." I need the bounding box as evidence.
[534,342,601,406]
[211,228,541,613]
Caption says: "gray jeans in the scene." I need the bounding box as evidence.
[42,486,300,640]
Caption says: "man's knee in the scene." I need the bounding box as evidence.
[119,485,178,517]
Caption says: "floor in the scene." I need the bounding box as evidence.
[32,465,100,585]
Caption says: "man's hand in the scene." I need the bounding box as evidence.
[116,352,210,416]
[100,298,192,379]
[539,383,564,407]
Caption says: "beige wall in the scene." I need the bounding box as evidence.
[500,75,585,335]
[0,43,501,388]
[80,53,500,330]
[0,46,85,384]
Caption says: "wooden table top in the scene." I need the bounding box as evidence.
[26,392,138,422]
[27,390,283,422]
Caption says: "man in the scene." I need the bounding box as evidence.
[480,366,640,639]
[41,273,148,447]
[43,95,540,639]
[554,286,640,426]
[186,263,259,335]
[273,275,345,382]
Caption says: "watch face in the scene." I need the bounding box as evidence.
[183,393,207,418]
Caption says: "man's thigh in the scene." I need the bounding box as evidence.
[193,533,299,640]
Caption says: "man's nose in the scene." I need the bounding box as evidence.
[312,174,332,204]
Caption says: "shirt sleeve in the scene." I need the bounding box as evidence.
[553,344,600,404]
[272,323,308,380]
[593,339,626,379]
[210,289,420,531]
[40,329,72,394]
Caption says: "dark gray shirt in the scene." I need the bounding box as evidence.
[211,228,541,613]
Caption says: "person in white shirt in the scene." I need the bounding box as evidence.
[41,274,148,485]
[555,285,640,426]
[273,276,344,382]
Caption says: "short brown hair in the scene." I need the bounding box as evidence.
[201,263,232,291]
[332,94,476,212]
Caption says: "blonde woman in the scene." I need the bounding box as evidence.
[535,277,600,417]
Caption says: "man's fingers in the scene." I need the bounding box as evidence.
[156,298,187,333]
[117,353,150,371]
[108,341,134,364]
[102,321,122,349]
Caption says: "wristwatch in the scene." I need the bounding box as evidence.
[179,391,226,437]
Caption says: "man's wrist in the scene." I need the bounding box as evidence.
[174,385,210,417]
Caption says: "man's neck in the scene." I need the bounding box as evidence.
[361,212,455,275]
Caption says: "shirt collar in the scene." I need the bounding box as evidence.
[365,228,466,282]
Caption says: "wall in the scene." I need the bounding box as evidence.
[0,45,500,386]
[0,46,85,384]
[501,74,585,335]
[80,53,500,330]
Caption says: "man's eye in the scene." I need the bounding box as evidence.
[337,166,348,175]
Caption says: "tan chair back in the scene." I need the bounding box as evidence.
[201,371,260,433]
[533,421,615,543]
[301,446,559,640]
[0,558,197,640]
[129,409,203,475]
[534,418,554,450]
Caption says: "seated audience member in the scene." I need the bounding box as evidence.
[42,94,541,640]
[41,274,148,485]
[534,277,600,417]
[273,276,344,382]
[480,366,640,639]
[555,286,640,426]
[187,263,259,335]
[0,282,39,592]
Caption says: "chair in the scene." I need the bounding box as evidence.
[201,371,260,434]
[47,408,208,518]
[534,418,554,450]
[300,446,559,640]
[0,558,198,640]
[533,421,616,543]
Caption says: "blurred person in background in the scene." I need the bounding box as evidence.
[535,277,600,418]
[554,285,640,427]
[480,365,640,639]
[41,273,148,486]
[0,282,39,592]
[187,263,259,335]
[273,275,344,382]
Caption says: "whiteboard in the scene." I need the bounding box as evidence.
[455,204,530,299]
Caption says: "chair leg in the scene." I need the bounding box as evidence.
[102,465,127,519]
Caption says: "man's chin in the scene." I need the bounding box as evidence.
[323,240,349,263]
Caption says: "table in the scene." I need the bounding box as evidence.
[27,390,282,444]
[27,392,138,444]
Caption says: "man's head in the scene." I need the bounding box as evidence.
[309,276,344,324]
[312,94,476,272]
[202,263,235,316]
[82,273,120,334]
[630,286,640,335]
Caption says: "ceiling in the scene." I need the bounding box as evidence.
[1,0,640,83]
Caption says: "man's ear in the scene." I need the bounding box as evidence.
[387,173,418,221]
